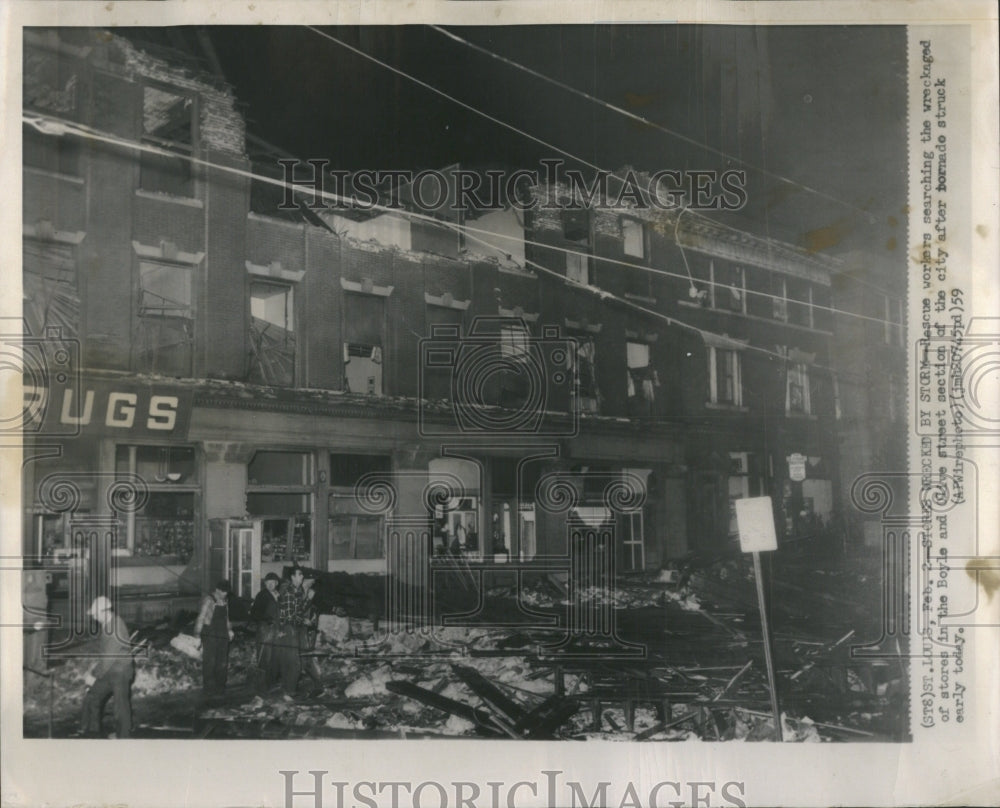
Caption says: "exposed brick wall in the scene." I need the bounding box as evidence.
[116,38,246,157]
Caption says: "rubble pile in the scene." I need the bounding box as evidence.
[24,552,905,741]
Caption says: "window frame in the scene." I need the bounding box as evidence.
[114,443,200,561]
[138,82,198,198]
[621,217,646,259]
[786,362,813,416]
[708,346,743,407]
[709,261,747,314]
[249,279,297,387]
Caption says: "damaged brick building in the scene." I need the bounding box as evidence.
[22,29,864,627]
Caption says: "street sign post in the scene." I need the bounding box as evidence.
[734,496,783,741]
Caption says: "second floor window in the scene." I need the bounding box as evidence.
[248,281,295,387]
[709,347,742,407]
[627,341,658,408]
[140,85,195,197]
[569,333,600,414]
[786,363,812,415]
[136,261,193,376]
[344,292,385,395]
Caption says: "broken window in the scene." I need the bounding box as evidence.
[140,85,195,197]
[561,208,590,243]
[22,239,79,338]
[626,341,658,411]
[708,347,742,406]
[114,445,198,561]
[343,293,385,395]
[786,362,812,415]
[135,260,193,376]
[622,218,645,258]
[248,281,295,387]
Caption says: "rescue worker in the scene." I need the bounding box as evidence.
[274,566,306,699]
[299,573,323,696]
[249,572,281,692]
[194,579,234,698]
[80,596,134,739]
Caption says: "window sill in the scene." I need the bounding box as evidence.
[705,402,750,412]
[135,188,204,208]
[23,165,85,185]
[498,265,537,278]
[623,292,657,305]
[785,411,818,420]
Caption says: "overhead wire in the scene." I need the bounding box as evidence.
[425,24,903,302]
[22,111,896,331]
[428,24,867,216]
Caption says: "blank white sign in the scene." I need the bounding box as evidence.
[734,496,778,553]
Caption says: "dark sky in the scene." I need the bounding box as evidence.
[127,25,907,265]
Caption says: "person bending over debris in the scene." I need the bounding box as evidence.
[274,566,306,699]
[80,596,135,739]
[194,580,235,698]
[250,572,281,692]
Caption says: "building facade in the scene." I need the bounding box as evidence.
[22,30,851,621]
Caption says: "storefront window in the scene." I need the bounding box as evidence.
[247,450,314,565]
[114,444,198,562]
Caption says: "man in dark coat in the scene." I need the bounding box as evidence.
[249,572,280,692]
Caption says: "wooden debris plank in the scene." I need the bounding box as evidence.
[385,680,505,736]
[451,664,528,724]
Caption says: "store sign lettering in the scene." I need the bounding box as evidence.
[32,380,193,438]
[58,390,179,430]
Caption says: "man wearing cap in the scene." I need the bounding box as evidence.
[80,595,135,739]
[274,566,306,698]
[194,580,235,698]
[249,572,281,692]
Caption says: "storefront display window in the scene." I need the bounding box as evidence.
[115,444,198,562]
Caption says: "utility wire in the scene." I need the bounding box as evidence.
[23,111,897,330]
[428,24,868,216]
